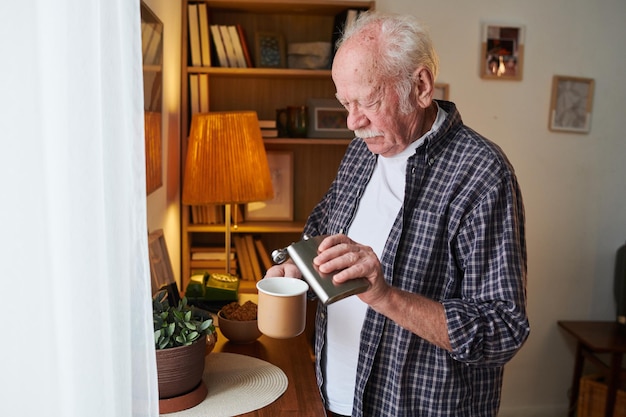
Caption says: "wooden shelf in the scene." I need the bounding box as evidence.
[188,66,332,79]
[205,0,374,15]
[264,138,352,145]
[187,221,305,233]
[180,0,374,291]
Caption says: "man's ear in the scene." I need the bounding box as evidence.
[412,67,435,109]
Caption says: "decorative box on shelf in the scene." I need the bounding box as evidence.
[578,374,626,417]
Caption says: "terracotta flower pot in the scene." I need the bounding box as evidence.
[156,336,207,399]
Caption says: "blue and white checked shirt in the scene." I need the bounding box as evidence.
[304,101,529,417]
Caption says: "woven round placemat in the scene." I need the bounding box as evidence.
[161,352,288,416]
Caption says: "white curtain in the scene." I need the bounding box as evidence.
[0,1,158,416]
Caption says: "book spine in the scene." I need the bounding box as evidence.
[210,25,228,67]
[187,4,202,66]
[189,74,200,115]
[227,25,247,67]
[198,73,209,112]
[236,24,253,67]
[233,235,251,281]
[254,238,274,273]
[244,234,262,281]
[197,3,211,66]
[219,25,238,67]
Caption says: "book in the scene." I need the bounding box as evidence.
[236,24,254,67]
[231,204,245,225]
[210,24,229,67]
[191,258,238,271]
[244,234,262,281]
[187,4,202,66]
[189,74,200,115]
[191,205,223,224]
[286,235,369,305]
[191,247,235,260]
[258,119,277,129]
[261,128,279,138]
[233,235,254,281]
[253,238,274,272]
[219,25,239,67]
[197,3,211,66]
[198,73,209,112]
[227,25,248,67]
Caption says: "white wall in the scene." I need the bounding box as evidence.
[146,0,626,415]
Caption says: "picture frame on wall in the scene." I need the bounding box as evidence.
[306,98,354,138]
[548,75,595,133]
[255,31,285,68]
[246,151,294,221]
[434,83,450,100]
[480,23,525,80]
[148,229,175,295]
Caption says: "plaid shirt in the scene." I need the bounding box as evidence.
[304,101,529,417]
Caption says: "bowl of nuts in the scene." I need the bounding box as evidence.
[218,301,261,344]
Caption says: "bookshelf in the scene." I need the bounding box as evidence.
[180,0,375,292]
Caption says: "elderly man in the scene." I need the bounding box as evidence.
[266,11,529,417]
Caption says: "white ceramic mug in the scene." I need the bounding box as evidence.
[256,277,309,339]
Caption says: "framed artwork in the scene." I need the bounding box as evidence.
[255,31,285,68]
[434,83,450,100]
[306,98,354,138]
[480,23,525,80]
[246,151,294,221]
[148,229,175,295]
[549,75,595,133]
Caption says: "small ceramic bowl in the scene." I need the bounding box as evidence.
[218,310,262,344]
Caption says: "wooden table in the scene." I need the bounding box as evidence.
[558,320,626,417]
[213,328,324,416]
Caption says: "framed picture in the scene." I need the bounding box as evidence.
[480,23,525,80]
[148,229,175,295]
[434,83,450,100]
[549,75,595,133]
[246,151,293,221]
[255,31,285,68]
[306,98,354,139]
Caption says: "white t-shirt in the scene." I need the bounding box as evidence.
[324,105,447,415]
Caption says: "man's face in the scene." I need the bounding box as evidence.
[332,40,420,157]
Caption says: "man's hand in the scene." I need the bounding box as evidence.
[264,260,302,279]
[313,234,391,306]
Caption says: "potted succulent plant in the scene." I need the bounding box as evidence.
[153,290,216,400]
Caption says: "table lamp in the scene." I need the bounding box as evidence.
[182,111,274,275]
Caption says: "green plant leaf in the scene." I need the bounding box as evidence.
[198,320,212,332]
[158,336,170,349]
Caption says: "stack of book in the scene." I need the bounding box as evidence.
[190,247,237,275]
[190,205,224,225]
[210,24,253,68]
[233,235,273,292]
[187,4,253,68]
[259,119,278,138]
